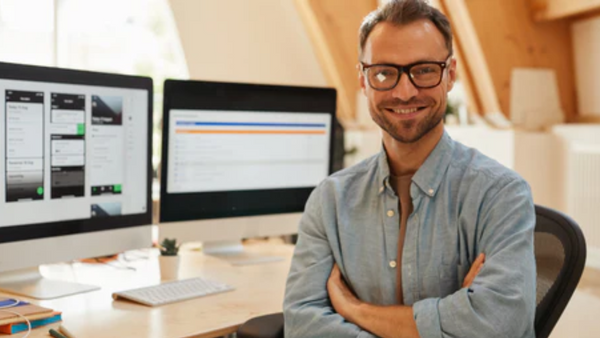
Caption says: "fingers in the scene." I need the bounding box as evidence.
[328,263,341,287]
[329,263,340,279]
[474,252,486,266]
[462,253,486,288]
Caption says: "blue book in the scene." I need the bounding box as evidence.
[0,313,62,334]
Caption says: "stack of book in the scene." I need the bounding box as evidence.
[0,298,61,334]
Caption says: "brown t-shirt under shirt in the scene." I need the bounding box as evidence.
[389,174,414,305]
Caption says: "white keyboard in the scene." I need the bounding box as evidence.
[112,277,234,307]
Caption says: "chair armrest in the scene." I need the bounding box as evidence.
[237,312,284,338]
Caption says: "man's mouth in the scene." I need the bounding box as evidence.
[385,106,427,115]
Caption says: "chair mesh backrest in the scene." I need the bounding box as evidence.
[533,205,586,338]
[535,232,566,309]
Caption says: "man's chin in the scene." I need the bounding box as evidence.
[385,122,421,144]
[390,132,423,144]
[389,122,435,144]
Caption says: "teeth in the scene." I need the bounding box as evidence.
[392,108,419,114]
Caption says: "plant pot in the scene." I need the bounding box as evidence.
[159,255,180,281]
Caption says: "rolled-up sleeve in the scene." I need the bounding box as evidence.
[283,183,376,338]
[413,177,536,338]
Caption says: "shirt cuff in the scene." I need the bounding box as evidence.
[413,298,442,338]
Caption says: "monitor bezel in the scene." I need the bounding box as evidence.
[0,61,153,243]
[160,79,336,223]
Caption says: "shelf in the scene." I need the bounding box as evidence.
[531,0,600,21]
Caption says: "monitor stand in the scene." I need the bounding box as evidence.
[203,240,284,266]
[0,267,100,300]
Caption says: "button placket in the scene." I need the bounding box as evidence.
[382,192,399,277]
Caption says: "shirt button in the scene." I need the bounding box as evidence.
[387,210,395,217]
[428,189,434,195]
[379,186,384,193]
[389,260,397,268]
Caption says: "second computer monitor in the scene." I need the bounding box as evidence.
[159,80,336,251]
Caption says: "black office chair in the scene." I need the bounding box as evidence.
[236,313,284,338]
[237,205,587,338]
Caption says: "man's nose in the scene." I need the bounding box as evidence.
[390,72,418,102]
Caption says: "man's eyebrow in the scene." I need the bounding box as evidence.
[371,57,448,65]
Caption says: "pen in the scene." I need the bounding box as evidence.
[58,325,76,338]
[49,328,68,338]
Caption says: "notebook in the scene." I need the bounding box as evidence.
[0,312,62,334]
[0,298,54,326]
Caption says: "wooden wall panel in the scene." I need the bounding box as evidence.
[462,0,577,121]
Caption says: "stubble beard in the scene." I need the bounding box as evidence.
[370,101,445,144]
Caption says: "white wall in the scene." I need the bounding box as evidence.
[513,132,563,210]
[168,0,327,87]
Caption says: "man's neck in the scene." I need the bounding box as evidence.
[383,123,444,177]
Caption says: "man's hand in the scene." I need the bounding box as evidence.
[326,255,485,338]
[327,263,361,321]
[327,263,419,338]
[462,253,486,288]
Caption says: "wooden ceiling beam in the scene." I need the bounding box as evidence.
[442,0,502,116]
[294,0,378,127]
[431,0,483,116]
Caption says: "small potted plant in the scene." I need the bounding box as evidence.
[158,238,180,280]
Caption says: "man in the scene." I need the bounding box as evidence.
[283,0,536,337]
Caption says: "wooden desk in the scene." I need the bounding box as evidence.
[5,240,293,338]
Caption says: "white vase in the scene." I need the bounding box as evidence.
[159,255,180,281]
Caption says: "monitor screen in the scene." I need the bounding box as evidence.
[160,80,336,223]
[0,62,152,243]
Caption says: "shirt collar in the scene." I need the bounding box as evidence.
[377,146,392,194]
[377,130,455,198]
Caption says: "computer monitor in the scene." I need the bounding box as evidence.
[0,62,153,299]
[159,80,335,261]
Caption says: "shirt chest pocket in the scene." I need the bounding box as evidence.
[439,263,469,297]
[420,262,468,299]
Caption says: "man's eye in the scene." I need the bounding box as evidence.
[376,70,394,77]
[415,67,436,75]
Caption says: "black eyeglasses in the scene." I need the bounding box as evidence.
[359,56,452,91]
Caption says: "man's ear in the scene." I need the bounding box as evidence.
[446,58,457,92]
[358,65,367,96]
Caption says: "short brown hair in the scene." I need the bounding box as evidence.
[359,0,453,59]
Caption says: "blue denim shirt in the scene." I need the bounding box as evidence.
[283,131,536,338]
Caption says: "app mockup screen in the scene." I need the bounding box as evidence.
[0,79,148,227]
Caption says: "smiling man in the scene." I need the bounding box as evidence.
[283,0,536,338]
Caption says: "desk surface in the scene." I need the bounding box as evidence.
[5,240,294,338]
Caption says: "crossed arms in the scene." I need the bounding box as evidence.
[283,178,536,338]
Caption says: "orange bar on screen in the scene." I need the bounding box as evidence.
[176,129,326,135]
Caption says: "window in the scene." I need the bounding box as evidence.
[0,0,189,182]
[0,0,55,66]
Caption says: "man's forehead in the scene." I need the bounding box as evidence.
[363,20,448,64]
